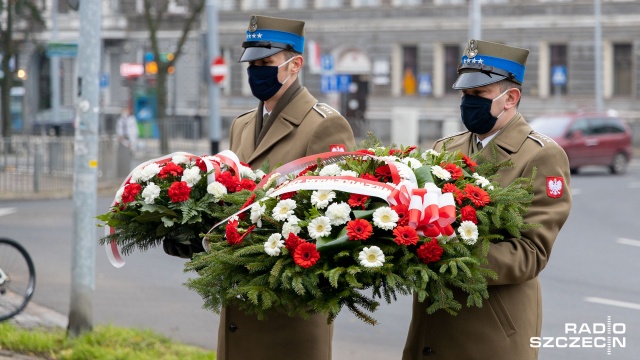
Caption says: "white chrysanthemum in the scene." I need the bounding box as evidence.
[310,190,336,209]
[264,233,285,256]
[239,165,257,181]
[207,181,227,200]
[181,167,202,187]
[325,202,351,226]
[340,170,358,177]
[250,202,266,227]
[358,246,385,268]
[139,163,162,182]
[282,216,302,237]
[458,221,479,245]
[129,167,143,183]
[115,187,125,203]
[308,216,332,239]
[421,149,440,160]
[372,207,399,230]
[272,199,297,221]
[472,173,494,190]
[402,157,423,169]
[319,164,342,176]
[431,165,452,181]
[172,154,190,165]
[141,182,161,204]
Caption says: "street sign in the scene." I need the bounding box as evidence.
[46,42,78,57]
[418,74,432,95]
[99,73,110,88]
[320,74,351,94]
[552,65,567,86]
[321,55,334,73]
[120,63,144,78]
[210,56,228,84]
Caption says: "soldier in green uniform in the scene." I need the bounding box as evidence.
[402,40,572,360]
[165,15,355,360]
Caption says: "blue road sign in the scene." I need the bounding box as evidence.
[99,73,110,89]
[321,55,334,73]
[418,74,432,95]
[551,66,567,86]
[321,74,351,94]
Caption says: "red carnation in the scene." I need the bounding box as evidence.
[375,165,392,181]
[441,162,463,180]
[279,191,297,200]
[360,173,378,182]
[285,233,305,254]
[347,194,369,209]
[462,155,477,172]
[417,239,444,264]
[464,183,490,207]
[346,219,373,241]
[442,183,464,205]
[121,183,142,204]
[195,158,207,172]
[460,205,478,224]
[391,204,410,226]
[225,219,255,245]
[216,171,240,193]
[298,163,318,177]
[167,181,191,203]
[158,162,184,179]
[238,178,257,191]
[293,242,320,268]
[392,226,419,246]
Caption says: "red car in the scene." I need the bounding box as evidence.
[528,112,633,175]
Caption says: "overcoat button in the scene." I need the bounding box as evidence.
[422,346,432,356]
[229,323,238,332]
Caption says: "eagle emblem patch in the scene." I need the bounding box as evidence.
[330,144,346,152]
[547,177,564,198]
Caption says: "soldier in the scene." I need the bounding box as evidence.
[165,14,355,360]
[402,40,572,359]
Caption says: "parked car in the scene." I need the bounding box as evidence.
[528,112,633,175]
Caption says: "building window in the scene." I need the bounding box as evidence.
[280,0,307,8]
[550,44,568,95]
[315,0,343,8]
[445,45,460,93]
[392,0,421,5]
[434,0,465,5]
[402,46,418,95]
[613,43,632,96]
[241,0,270,11]
[352,0,381,7]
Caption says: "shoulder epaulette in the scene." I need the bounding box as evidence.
[313,103,341,118]
[528,131,557,147]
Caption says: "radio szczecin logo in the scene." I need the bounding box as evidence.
[530,316,626,355]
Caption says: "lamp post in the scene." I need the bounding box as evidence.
[594,0,603,112]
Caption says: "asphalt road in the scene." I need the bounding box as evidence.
[1,160,639,360]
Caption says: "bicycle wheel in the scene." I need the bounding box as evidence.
[0,238,36,321]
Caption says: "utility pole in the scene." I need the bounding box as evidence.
[594,0,603,112]
[51,0,61,132]
[68,0,101,337]
[205,0,221,154]
[469,0,482,40]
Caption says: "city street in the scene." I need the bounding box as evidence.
[0,159,638,359]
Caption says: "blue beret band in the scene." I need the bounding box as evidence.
[461,54,526,84]
[244,29,305,54]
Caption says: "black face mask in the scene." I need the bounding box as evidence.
[459,90,508,134]
[246,57,294,101]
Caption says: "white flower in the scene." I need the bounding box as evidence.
[358,246,385,268]
[272,199,297,221]
[372,207,399,230]
[472,173,494,190]
[325,202,351,226]
[115,187,125,203]
[172,154,190,165]
[378,155,399,163]
[311,190,336,209]
[207,181,227,200]
[239,165,257,181]
[431,165,451,181]
[340,170,358,177]
[264,233,285,256]
[181,167,202,187]
[421,149,440,160]
[319,164,342,176]
[140,163,162,182]
[402,157,423,170]
[250,202,266,227]
[255,169,266,179]
[141,182,161,204]
[129,167,144,183]
[308,216,332,239]
[458,221,479,245]
[282,215,302,237]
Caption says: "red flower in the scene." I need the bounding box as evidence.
[238,178,256,191]
[285,233,304,253]
[393,226,419,246]
[389,149,402,156]
[347,194,369,209]
[375,165,392,181]
[298,164,318,177]
[280,192,297,200]
[121,183,142,204]
[460,205,478,224]
[167,181,191,203]
[355,149,375,156]
[293,242,320,268]
[441,162,463,180]
[403,145,417,154]
[158,162,184,179]
[391,204,410,226]
[346,219,373,241]
[238,193,257,221]
[417,239,444,264]
[360,173,378,182]
[225,219,241,245]
[462,155,477,172]
[442,183,464,205]
[464,184,490,207]
[195,158,207,172]
[420,222,441,238]
[216,171,239,193]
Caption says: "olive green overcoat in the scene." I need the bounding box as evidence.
[403,114,572,360]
